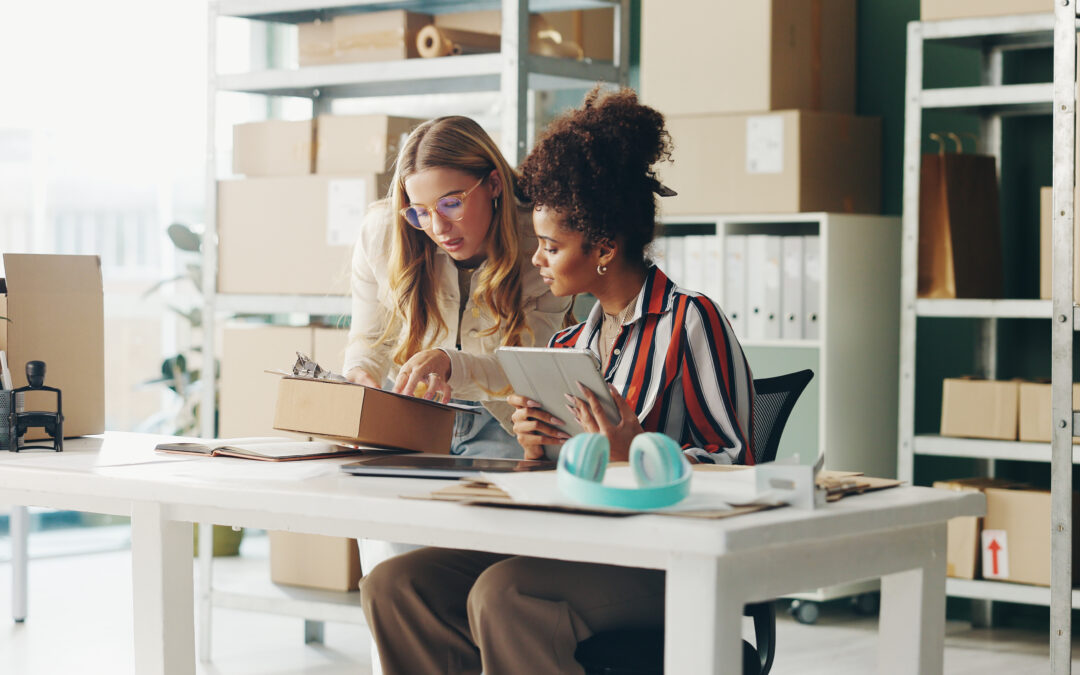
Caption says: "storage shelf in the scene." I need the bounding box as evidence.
[211,579,366,623]
[917,13,1055,46]
[214,293,350,316]
[218,0,619,23]
[216,53,618,98]
[914,435,1080,464]
[946,578,1080,608]
[920,83,1052,116]
[914,298,1051,319]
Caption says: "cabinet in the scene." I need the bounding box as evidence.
[197,0,630,662]
[899,11,1076,657]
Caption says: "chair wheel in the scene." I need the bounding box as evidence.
[788,599,819,625]
[851,592,879,616]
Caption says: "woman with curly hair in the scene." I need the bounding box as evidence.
[344,116,571,458]
[360,89,754,675]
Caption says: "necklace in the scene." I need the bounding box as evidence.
[600,300,637,366]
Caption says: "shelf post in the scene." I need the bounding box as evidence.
[500,0,529,165]
[897,20,925,485]
[1050,2,1076,671]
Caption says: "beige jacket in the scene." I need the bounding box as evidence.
[343,199,572,430]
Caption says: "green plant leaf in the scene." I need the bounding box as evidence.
[167,223,202,252]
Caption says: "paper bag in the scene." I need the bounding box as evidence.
[917,146,1003,298]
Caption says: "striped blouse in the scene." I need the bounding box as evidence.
[549,266,756,464]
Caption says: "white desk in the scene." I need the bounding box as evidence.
[0,433,983,674]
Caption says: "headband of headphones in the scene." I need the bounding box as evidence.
[557,432,691,510]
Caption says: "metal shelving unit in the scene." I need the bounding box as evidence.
[899,9,1077,669]
[197,0,630,663]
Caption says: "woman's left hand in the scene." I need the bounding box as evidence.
[393,349,453,403]
[569,383,644,462]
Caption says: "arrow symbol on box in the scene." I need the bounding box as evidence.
[988,538,1002,576]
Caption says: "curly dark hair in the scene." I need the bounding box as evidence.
[519,86,673,263]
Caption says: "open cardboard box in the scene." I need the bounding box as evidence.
[272,375,462,453]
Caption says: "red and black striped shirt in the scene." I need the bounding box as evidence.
[550,266,755,464]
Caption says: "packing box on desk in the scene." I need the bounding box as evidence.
[983,487,1080,586]
[657,110,880,216]
[316,115,424,174]
[940,378,1018,440]
[1018,381,1080,444]
[0,254,104,439]
[217,174,390,295]
[269,531,360,592]
[232,120,314,177]
[273,376,456,452]
[641,0,854,117]
[933,478,1021,580]
[921,0,1048,21]
[332,10,430,63]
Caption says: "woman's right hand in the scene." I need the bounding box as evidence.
[509,394,571,460]
[345,367,380,389]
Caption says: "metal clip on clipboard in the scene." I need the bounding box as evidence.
[3,360,64,452]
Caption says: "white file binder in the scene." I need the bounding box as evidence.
[803,234,821,340]
[747,235,781,340]
[704,234,725,301]
[666,235,686,288]
[683,234,709,295]
[781,236,805,340]
[724,235,748,338]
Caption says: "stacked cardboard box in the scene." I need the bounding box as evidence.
[933,477,1022,579]
[941,377,1080,444]
[219,115,422,296]
[921,0,1048,21]
[641,0,880,216]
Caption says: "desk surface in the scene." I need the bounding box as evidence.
[0,433,984,570]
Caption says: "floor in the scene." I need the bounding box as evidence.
[0,527,1073,674]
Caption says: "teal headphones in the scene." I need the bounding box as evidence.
[557,432,692,510]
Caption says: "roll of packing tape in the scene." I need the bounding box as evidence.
[417,25,501,58]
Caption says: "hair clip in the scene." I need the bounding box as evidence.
[653,181,677,197]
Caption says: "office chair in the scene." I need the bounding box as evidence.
[573,368,815,675]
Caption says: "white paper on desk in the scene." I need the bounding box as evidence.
[167,458,338,481]
[483,467,777,513]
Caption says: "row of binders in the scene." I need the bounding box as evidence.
[653,234,821,342]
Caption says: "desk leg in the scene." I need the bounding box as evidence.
[11,505,28,622]
[131,502,195,675]
[664,554,744,675]
[878,523,947,675]
[197,521,214,663]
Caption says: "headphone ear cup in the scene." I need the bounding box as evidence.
[629,433,686,487]
[559,433,610,481]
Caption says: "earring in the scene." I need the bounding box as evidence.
[597,264,608,276]
[493,195,499,210]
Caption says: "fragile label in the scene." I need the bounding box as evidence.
[326,178,368,247]
[981,529,1009,580]
[746,116,784,174]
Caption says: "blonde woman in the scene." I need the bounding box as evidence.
[344,116,571,458]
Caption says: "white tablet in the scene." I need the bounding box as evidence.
[496,347,621,448]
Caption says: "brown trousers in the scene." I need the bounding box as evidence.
[360,547,665,675]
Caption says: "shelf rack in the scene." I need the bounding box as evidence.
[197,0,630,663]
[899,9,1078,669]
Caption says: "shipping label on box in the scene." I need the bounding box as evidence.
[980,529,1009,580]
[746,116,784,174]
[273,376,457,452]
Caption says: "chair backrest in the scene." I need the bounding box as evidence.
[750,369,814,465]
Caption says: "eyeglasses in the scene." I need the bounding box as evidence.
[400,176,487,230]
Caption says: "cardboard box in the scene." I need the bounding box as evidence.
[641,0,855,116]
[220,325,313,439]
[269,531,361,591]
[332,10,430,63]
[273,377,456,452]
[298,20,335,67]
[232,120,313,177]
[657,110,880,216]
[1018,381,1080,444]
[315,115,423,175]
[0,254,104,439]
[217,174,390,295]
[1038,184,1080,302]
[921,0,1048,21]
[983,487,1080,586]
[433,9,615,61]
[940,378,1018,440]
[934,478,1022,579]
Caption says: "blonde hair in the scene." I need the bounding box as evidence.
[381,116,530,367]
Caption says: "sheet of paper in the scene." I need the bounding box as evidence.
[167,459,339,482]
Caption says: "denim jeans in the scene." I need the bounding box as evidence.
[449,401,521,459]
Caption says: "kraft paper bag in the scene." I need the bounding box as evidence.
[917,147,1003,299]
